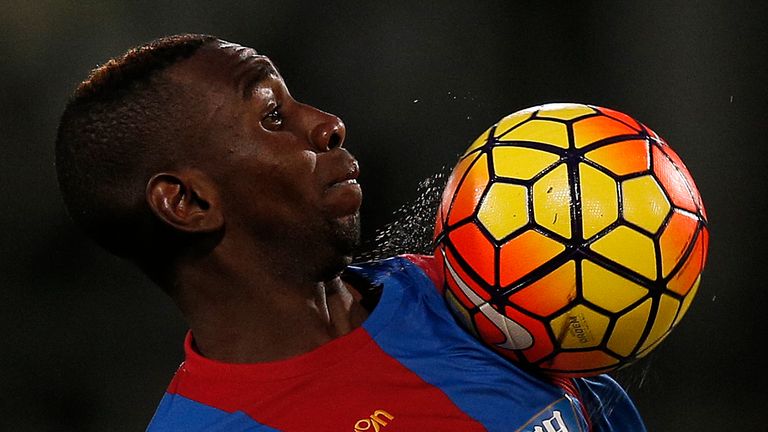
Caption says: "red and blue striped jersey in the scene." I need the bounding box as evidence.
[147,256,646,431]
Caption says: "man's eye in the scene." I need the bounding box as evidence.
[262,107,283,130]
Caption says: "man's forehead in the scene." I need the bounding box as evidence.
[175,39,281,97]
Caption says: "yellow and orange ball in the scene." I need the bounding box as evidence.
[434,103,708,376]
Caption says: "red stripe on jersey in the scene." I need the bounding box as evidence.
[168,331,485,431]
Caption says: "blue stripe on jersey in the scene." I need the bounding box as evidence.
[146,392,280,432]
[358,257,588,432]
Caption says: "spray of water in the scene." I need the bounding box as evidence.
[357,165,453,262]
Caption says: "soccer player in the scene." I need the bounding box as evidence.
[55,34,646,431]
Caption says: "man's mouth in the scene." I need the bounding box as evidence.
[321,156,363,216]
[328,178,360,192]
[334,179,358,186]
[328,161,360,189]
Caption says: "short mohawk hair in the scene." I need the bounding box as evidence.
[74,34,216,103]
[56,33,217,259]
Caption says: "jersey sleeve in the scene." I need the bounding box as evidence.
[574,374,647,432]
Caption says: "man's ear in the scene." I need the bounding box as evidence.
[146,170,223,233]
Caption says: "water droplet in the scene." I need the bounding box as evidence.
[358,166,452,261]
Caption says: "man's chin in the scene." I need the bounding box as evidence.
[332,212,361,256]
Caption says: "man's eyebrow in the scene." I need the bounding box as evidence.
[237,58,279,99]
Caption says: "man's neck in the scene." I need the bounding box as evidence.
[173,261,368,364]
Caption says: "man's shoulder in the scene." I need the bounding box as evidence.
[573,374,647,431]
[346,254,441,288]
[341,255,436,314]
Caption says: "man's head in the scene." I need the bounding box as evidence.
[56,34,362,286]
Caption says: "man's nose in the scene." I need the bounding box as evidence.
[308,109,346,152]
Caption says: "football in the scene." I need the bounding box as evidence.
[433,103,709,376]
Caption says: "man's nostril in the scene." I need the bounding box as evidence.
[328,133,341,149]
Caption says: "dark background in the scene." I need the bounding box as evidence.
[1,1,766,430]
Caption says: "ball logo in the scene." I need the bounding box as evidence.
[442,251,534,350]
[353,409,394,432]
[566,314,592,345]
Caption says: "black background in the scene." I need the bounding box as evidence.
[1,1,766,430]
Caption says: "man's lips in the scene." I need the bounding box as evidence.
[323,158,362,216]
[331,178,358,187]
[327,161,360,189]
